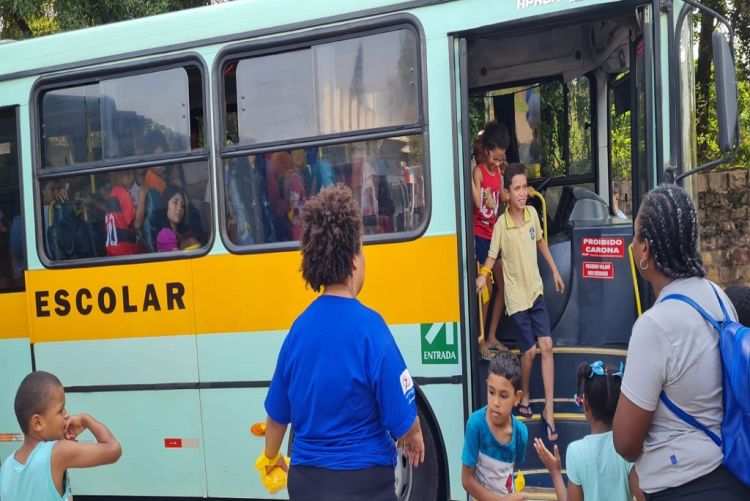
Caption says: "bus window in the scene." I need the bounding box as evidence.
[609,72,633,219]
[224,135,424,245]
[40,66,202,167]
[221,26,425,248]
[37,63,211,263]
[227,28,419,146]
[0,107,24,292]
[568,76,593,176]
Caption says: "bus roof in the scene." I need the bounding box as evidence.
[0,0,440,79]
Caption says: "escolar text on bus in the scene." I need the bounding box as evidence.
[34,282,186,317]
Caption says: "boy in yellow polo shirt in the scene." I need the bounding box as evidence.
[476,162,565,443]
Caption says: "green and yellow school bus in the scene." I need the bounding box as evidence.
[0,0,739,499]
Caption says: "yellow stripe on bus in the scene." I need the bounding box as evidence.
[0,291,28,340]
[26,235,460,343]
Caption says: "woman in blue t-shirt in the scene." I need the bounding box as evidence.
[261,185,424,500]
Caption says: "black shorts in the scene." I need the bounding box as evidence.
[287,465,396,501]
[509,296,551,353]
[645,465,750,500]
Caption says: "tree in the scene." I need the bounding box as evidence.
[0,0,211,39]
[694,0,749,167]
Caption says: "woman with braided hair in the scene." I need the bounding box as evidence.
[612,184,749,499]
[260,185,424,500]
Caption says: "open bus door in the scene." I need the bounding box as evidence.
[453,2,663,491]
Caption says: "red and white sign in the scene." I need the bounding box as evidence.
[581,237,625,258]
[582,261,614,279]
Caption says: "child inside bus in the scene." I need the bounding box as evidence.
[105,169,140,256]
[155,185,200,252]
[462,350,528,500]
[533,361,644,501]
[472,121,511,360]
[475,162,564,441]
[0,371,121,500]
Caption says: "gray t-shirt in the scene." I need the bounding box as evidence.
[622,277,737,493]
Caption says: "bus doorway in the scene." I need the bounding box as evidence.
[454,3,653,490]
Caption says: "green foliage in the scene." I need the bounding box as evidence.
[468,94,485,148]
[53,0,207,30]
[697,77,750,169]
[568,77,592,175]
[0,0,210,39]
[540,82,564,176]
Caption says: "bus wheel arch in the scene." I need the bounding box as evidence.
[395,384,449,501]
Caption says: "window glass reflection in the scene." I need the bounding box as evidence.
[224,135,424,246]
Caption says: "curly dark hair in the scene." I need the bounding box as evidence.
[300,185,362,292]
[481,120,511,152]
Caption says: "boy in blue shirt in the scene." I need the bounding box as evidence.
[462,350,528,500]
[0,371,122,500]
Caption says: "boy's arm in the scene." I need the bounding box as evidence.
[471,166,483,209]
[536,238,564,293]
[476,255,497,293]
[52,414,121,473]
[462,465,527,501]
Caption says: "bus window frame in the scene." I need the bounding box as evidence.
[213,15,431,255]
[30,53,214,269]
[0,105,26,293]
[469,72,598,189]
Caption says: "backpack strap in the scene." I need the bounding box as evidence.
[660,293,722,332]
[708,282,731,324]
[659,391,722,446]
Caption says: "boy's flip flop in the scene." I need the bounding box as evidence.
[479,342,496,361]
[540,409,559,444]
[516,403,533,419]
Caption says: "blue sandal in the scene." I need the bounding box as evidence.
[540,409,558,443]
[516,403,532,418]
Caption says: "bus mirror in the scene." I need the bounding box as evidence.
[713,30,738,153]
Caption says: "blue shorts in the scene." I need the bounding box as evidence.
[510,296,552,353]
[475,236,490,264]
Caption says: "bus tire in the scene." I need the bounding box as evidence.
[395,405,445,501]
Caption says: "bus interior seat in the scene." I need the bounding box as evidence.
[47,201,96,260]
[141,188,162,252]
[549,185,576,237]
[226,157,275,245]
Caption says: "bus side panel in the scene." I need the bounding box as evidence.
[201,388,290,499]
[0,338,32,461]
[65,390,207,497]
[33,336,200,386]
[420,383,465,501]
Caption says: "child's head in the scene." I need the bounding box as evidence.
[113,170,135,189]
[726,284,750,325]
[575,361,623,426]
[503,162,528,210]
[14,371,67,439]
[486,351,522,426]
[480,121,510,172]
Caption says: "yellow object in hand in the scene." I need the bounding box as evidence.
[514,470,525,492]
[255,452,289,494]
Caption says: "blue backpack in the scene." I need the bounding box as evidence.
[659,283,750,487]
